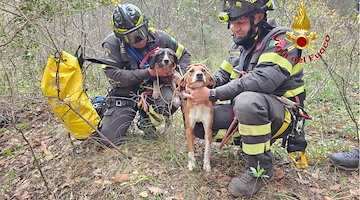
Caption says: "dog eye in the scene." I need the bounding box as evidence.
[201,69,206,72]
[190,69,194,73]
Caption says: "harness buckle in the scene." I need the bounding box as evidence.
[115,100,126,107]
[233,69,248,78]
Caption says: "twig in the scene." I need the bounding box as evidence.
[62,100,132,159]
[307,73,331,100]
[320,56,359,134]
[16,126,53,198]
[0,20,30,47]
[0,7,22,17]
[2,57,53,198]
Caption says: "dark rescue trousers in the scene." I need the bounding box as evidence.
[96,86,178,146]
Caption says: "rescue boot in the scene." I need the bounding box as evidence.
[229,151,275,196]
[329,147,359,170]
[228,168,274,197]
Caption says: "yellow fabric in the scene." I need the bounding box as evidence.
[265,0,272,7]
[290,63,302,76]
[40,51,101,139]
[219,60,240,79]
[238,122,271,136]
[149,27,157,34]
[101,60,117,69]
[212,129,241,144]
[220,60,233,74]
[147,105,166,126]
[175,44,185,59]
[258,52,292,73]
[283,85,305,98]
[230,71,239,79]
[271,108,292,139]
[242,140,271,155]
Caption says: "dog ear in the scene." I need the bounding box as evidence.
[208,75,216,88]
[177,74,187,91]
[203,67,215,88]
[149,55,156,69]
[173,53,178,65]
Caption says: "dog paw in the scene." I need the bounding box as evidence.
[203,163,211,172]
[188,161,196,171]
[188,152,196,171]
[172,96,181,108]
[152,92,160,99]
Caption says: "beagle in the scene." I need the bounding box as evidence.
[151,48,182,107]
[178,64,215,172]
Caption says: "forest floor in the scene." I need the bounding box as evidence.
[0,108,359,200]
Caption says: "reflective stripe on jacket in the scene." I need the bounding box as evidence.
[214,26,305,101]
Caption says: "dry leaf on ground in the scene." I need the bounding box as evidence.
[329,184,340,191]
[139,191,149,197]
[295,178,310,185]
[111,174,132,184]
[310,187,324,194]
[148,186,166,195]
[274,168,286,179]
[217,175,231,185]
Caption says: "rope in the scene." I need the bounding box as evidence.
[219,117,238,149]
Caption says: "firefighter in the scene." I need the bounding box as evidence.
[97,3,191,146]
[183,0,306,196]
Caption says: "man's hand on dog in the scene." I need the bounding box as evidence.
[182,87,210,105]
[147,64,172,77]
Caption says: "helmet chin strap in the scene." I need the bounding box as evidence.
[232,16,258,49]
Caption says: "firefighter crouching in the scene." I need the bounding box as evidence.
[183,0,308,197]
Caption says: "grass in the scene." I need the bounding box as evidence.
[1,60,359,199]
[0,106,359,199]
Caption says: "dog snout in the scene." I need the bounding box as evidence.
[163,58,170,65]
[161,52,172,66]
[195,71,205,81]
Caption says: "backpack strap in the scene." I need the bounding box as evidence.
[75,45,119,68]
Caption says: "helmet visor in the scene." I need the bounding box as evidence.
[119,23,148,44]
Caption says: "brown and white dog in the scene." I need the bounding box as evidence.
[178,64,215,172]
[151,48,182,107]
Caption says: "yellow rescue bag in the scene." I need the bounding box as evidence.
[40,51,100,139]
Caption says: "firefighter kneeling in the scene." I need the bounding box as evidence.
[96,3,191,146]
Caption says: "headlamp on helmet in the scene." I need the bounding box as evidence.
[218,12,230,23]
